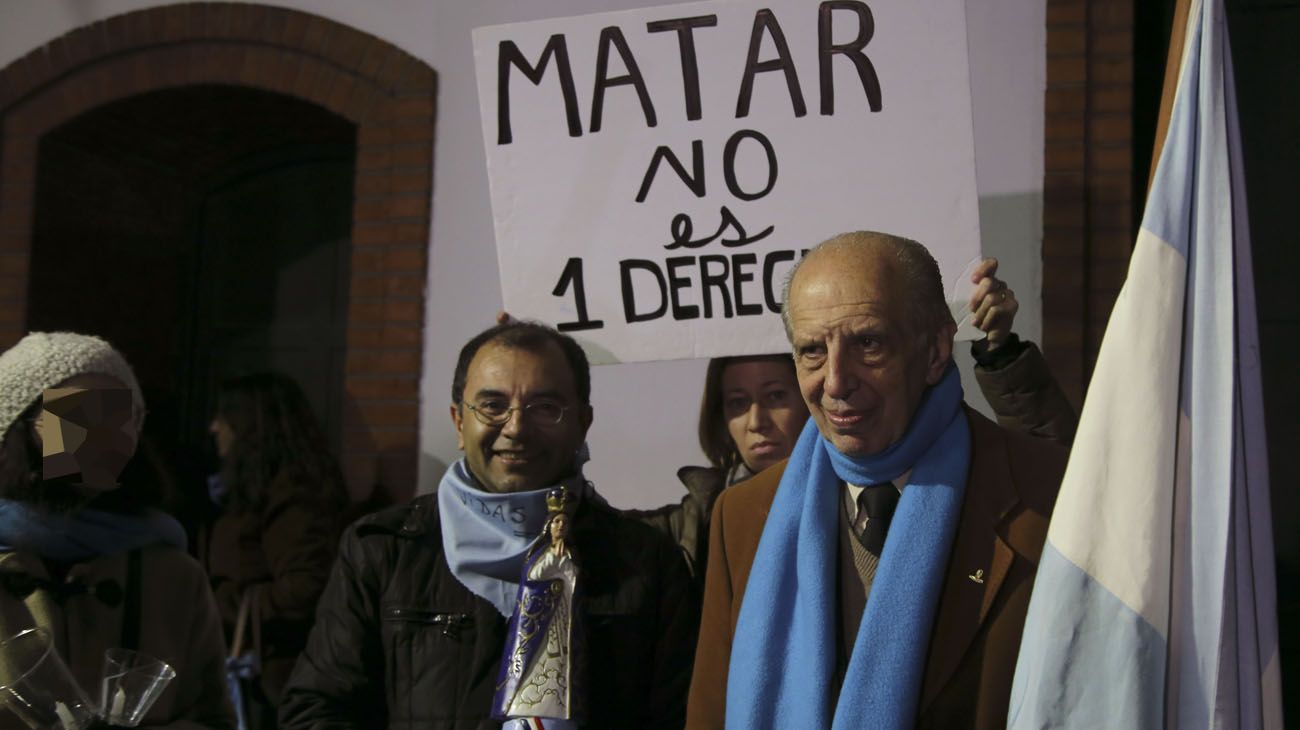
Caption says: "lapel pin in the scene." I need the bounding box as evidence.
[968,569,984,584]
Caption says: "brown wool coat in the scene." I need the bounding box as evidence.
[974,341,1078,447]
[0,546,235,729]
[204,472,342,702]
[686,409,1067,730]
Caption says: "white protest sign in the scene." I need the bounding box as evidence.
[473,0,980,363]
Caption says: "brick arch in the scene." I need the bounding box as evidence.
[0,4,434,497]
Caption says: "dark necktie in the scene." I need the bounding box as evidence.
[852,483,899,556]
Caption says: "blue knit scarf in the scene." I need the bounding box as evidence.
[437,459,585,617]
[0,499,187,562]
[726,365,971,730]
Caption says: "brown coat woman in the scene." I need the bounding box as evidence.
[202,373,348,718]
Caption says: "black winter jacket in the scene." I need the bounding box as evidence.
[278,493,697,730]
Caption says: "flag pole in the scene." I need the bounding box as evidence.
[1149,0,1193,194]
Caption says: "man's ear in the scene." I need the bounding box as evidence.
[449,403,465,450]
[925,321,958,385]
[577,404,594,436]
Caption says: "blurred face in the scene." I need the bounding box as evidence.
[787,244,953,456]
[450,341,592,494]
[35,373,138,489]
[209,417,235,459]
[721,359,808,473]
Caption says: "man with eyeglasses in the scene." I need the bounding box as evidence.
[280,321,697,730]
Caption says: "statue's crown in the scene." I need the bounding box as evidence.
[546,487,568,513]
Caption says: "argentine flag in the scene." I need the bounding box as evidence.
[1007,0,1283,727]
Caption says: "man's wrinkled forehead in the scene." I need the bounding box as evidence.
[790,302,891,338]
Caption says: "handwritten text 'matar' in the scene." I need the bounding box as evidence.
[495,1,884,144]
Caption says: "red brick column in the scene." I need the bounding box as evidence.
[1042,0,1134,407]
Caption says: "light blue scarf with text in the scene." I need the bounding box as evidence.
[437,459,584,617]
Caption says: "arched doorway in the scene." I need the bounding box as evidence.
[0,4,436,502]
[27,86,356,517]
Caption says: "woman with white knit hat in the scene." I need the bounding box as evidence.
[0,332,235,729]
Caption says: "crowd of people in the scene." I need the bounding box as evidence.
[0,232,1073,729]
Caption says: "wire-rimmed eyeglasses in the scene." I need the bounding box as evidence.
[464,399,568,427]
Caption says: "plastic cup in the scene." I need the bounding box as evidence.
[98,650,174,728]
[0,627,98,730]
[947,255,986,343]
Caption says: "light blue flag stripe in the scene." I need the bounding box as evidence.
[1008,543,1166,729]
[1170,0,1234,723]
[1141,4,1203,259]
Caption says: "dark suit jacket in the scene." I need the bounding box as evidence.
[685,408,1067,730]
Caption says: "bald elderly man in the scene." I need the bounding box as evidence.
[687,232,1067,730]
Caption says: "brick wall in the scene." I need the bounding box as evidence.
[0,3,436,498]
[1043,0,1135,407]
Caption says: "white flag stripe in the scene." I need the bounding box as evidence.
[1043,231,1184,631]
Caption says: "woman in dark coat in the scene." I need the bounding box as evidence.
[203,373,348,726]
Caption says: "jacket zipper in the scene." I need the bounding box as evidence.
[382,607,473,637]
